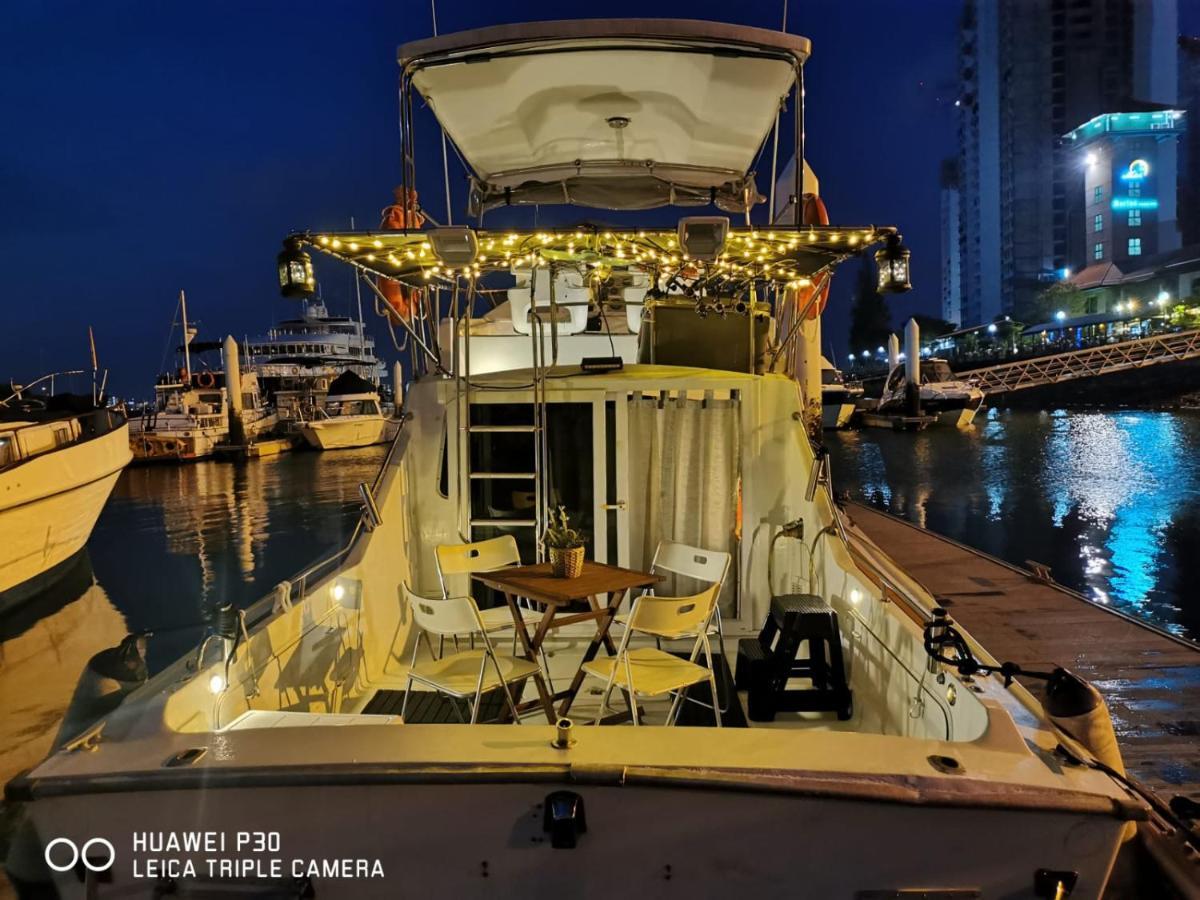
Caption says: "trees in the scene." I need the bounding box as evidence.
[847,261,893,354]
[1024,282,1084,324]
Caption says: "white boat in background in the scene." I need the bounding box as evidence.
[820,356,862,429]
[9,20,1182,899]
[130,293,278,462]
[299,371,398,450]
[878,357,984,428]
[246,298,388,427]
[0,379,131,604]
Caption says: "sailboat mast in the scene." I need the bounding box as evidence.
[351,216,365,351]
[180,289,192,383]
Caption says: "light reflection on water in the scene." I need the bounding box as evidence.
[827,409,1200,641]
[87,447,387,671]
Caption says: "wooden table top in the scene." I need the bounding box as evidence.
[473,561,661,606]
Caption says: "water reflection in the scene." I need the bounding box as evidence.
[828,409,1200,641]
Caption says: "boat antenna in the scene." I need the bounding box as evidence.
[88,325,99,404]
[351,215,365,333]
[180,289,193,383]
[431,0,453,225]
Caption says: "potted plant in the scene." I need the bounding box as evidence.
[544,506,585,578]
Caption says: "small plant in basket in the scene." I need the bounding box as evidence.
[544,506,586,578]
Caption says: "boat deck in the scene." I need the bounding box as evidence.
[845,501,1200,800]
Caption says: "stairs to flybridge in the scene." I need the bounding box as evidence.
[966,328,1200,396]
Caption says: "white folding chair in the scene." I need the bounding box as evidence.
[400,586,541,724]
[642,541,733,712]
[582,583,722,727]
[435,536,552,685]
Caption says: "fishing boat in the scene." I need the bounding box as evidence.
[298,371,399,450]
[246,298,387,427]
[130,294,278,462]
[0,376,131,605]
[9,20,1186,898]
[820,356,862,429]
[878,356,985,428]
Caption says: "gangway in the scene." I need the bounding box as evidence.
[964,328,1200,395]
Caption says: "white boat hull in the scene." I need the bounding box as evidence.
[300,417,395,450]
[22,775,1125,898]
[0,424,130,595]
[822,402,856,429]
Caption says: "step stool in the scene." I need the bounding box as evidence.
[735,593,852,722]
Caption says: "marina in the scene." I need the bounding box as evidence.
[2,5,1200,898]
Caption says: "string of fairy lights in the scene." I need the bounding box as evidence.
[298,227,892,294]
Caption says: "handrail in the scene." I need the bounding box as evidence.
[2,370,89,405]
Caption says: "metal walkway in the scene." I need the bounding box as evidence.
[965,328,1200,395]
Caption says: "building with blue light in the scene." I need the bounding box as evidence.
[1062,109,1186,269]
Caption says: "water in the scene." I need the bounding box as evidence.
[827,408,1200,641]
[0,447,385,792]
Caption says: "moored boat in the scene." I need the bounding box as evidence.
[298,371,397,450]
[878,356,985,428]
[820,356,862,429]
[7,19,1181,899]
[0,383,130,605]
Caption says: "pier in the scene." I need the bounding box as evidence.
[845,501,1200,800]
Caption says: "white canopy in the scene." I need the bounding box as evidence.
[399,20,811,213]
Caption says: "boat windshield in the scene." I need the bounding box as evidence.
[921,361,956,384]
[325,399,378,417]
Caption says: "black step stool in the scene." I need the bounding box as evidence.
[735,593,852,721]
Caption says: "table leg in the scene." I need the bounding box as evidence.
[586,594,619,656]
[504,591,556,723]
[557,588,627,718]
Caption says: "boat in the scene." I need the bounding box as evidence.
[130,294,278,462]
[878,357,985,428]
[246,298,388,428]
[8,20,1184,898]
[820,356,862,429]
[298,371,398,450]
[0,378,131,605]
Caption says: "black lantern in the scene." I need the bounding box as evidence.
[874,233,912,294]
[277,238,315,299]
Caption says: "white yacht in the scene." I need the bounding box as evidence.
[0,379,131,604]
[246,299,387,427]
[8,20,1182,898]
[878,357,985,428]
[820,356,862,429]
[298,371,398,450]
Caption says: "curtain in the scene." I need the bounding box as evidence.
[627,394,741,616]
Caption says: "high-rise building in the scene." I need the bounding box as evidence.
[1062,109,1185,270]
[956,0,1178,327]
[939,159,963,326]
[1179,36,1200,246]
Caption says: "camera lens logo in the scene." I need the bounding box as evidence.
[44,837,115,873]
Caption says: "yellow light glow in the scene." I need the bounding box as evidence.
[331,239,342,249]
[373,239,383,248]
[318,236,330,245]
[348,242,359,251]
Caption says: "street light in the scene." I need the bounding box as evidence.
[1055,310,1067,322]
[1157,290,1170,307]
[1085,152,1098,169]
[987,323,998,334]
[876,346,885,355]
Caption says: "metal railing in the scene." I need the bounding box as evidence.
[966,327,1200,395]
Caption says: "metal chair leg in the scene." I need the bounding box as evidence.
[399,676,414,721]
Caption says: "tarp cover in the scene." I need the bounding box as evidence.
[401,20,809,213]
[327,370,378,396]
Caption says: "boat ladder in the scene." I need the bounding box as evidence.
[456,289,552,559]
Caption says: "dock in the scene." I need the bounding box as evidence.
[844,501,1200,801]
[859,411,936,431]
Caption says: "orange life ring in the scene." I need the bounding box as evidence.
[196,371,216,388]
[799,193,831,319]
[377,186,425,322]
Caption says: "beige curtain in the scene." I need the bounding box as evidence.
[627,394,741,616]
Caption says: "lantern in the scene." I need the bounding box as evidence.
[875,233,912,294]
[277,238,315,299]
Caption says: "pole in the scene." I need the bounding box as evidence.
[905,318,922,416]
[351,216,365,347]
[88,326,98,405]
[180,290,192,383]
[887,334,900,372]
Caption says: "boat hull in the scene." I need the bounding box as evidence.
[821,401,856,429]
[0,424,130,596]
[19,778,1125,898]
[299,417,394,450]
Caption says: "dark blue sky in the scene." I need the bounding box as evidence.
[1,1,1012,393]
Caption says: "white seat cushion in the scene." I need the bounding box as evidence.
[410,650,540,696]
[582,647,710,697]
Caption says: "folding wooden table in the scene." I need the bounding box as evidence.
[472,561,661,722]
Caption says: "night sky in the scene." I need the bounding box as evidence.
[7,1,1176,396]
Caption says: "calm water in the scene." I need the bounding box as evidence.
[827,408,1200,641]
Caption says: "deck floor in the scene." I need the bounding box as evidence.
[845,501,1200,799]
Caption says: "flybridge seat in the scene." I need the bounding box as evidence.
[507,265,653,336]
